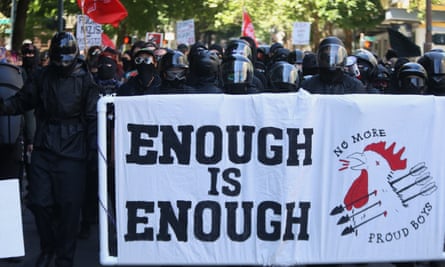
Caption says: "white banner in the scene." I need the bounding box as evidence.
[292,22,311,45]
[0,179,24,258]
[176,19,195,45]
[102,91,445,265]
[76,15,102,52]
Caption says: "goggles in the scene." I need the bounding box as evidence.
[135,56,154,65]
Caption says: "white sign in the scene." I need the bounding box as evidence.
[98,91,445,265]
[176,19,195,45]
[0,179,24,258]
[292,22,311,45]
[76,15,102,51]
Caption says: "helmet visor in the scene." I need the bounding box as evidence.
[401,76,426,89]
[432,57,445,75]
[223,60,253,84]
[318,44,347,69]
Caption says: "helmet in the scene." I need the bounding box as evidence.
[159,49,188,72]
[49,32,79,69]
[224,39,252,62]
[288,49,304,65]
[190,49,220,77]
[159,49,189,81]
[373,64,391,92]
[267,61,299,92]
[302,52,318,76]
[270,47,290,63]
[317,36,347,71]
[418,51,445,95]
[353,48,378,82]
[222,54,253,92]
[397,62,428,94]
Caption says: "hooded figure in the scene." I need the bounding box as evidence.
[117,48,161,95]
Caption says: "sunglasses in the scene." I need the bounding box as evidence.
[135,56,154,65]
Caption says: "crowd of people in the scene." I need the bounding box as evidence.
[0,31,444,267]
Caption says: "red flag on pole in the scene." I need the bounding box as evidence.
[241,9,258,46]
[101,33,116,49]
[77,0,128,28]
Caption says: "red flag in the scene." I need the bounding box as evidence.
[241,9,258,46]
[77,0,128,28]
[101,33,116,49]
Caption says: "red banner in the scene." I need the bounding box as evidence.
[77,0,128,28]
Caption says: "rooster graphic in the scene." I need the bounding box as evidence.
[331,141,437,236]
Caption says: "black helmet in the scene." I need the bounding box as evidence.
[270,47,290,63]
[222,54,253,91]
[302,52,318,76]
[353,48,378,83]
[190,49,220,77]
[397,62,428,94]
[317,36,347,71]
[267,61,299,92]
[224,39,252,62]
[418,51,445,95]
[49,32,79,69]
[288,49,304,65]
[373,64,391,92]
[159,49,189,81]
[418,51,445,76]
[159,49,188,72]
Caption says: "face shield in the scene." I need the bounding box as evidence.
[222,59,253,85]
[317,44,347,70]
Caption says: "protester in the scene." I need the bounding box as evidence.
[396,62,428,95]
[158,49,193,94]
[117,47,161,96]
[266,60,300,92]
[222,54,258,94]
[417,50,445,96]
[0,32,99,267]
[187,48,224,93]
[353,48,381,93]
[301,36,366,94]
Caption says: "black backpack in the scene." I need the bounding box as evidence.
[0,63,24,145]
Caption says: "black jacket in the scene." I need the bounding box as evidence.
[301,73,367,94]
[117,74,162,96]
[0,59,99,159]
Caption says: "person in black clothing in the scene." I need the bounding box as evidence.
[225,38,265,91]
[117,47,161,96]
[418,50,445,96]
[158,49,193,94]
[353,48,381,93]
[266,61,300,93]
[187,48,224,94]
[301,36,366,94]
[0,32,99,267]
[222,54,258,94]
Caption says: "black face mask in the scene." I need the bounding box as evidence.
[136,63,155,86]
[98,64,116,80]
[22,57,35,68]
[319,68,344,84]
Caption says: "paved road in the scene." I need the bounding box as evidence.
[0,206,442,267]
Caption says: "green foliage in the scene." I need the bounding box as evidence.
[5,0,387,48]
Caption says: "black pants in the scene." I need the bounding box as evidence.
[27,149,86,267]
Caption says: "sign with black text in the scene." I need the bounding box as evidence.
[99,91,445,265]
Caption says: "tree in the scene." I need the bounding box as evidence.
[1,0,386,53]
